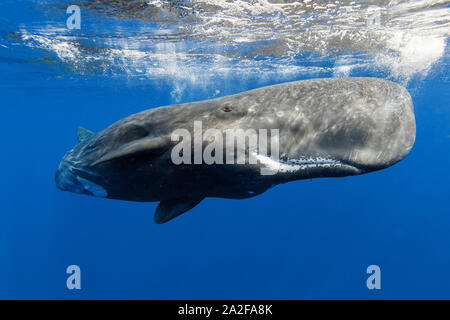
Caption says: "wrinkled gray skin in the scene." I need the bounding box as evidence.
[55,77,416,223]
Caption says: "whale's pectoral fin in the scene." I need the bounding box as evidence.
[154,198,204,224]
[77,126,94,143]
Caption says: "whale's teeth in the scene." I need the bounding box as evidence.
[76,177,108,198]
[253,153,346,174]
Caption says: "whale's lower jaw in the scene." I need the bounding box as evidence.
[254,153,363,176]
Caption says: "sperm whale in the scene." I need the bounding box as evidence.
[55,77,416,223]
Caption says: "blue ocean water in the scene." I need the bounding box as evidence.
[0,1,449,299]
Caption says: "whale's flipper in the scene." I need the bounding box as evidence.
[154,198,204,224]
[77,126,94,143]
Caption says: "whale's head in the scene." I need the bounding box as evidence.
[273,78,416,177]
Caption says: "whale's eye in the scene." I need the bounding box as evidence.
[222,105,232,112]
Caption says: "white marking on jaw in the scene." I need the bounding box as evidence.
[76,177,108,198]
[253,153,351,173]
